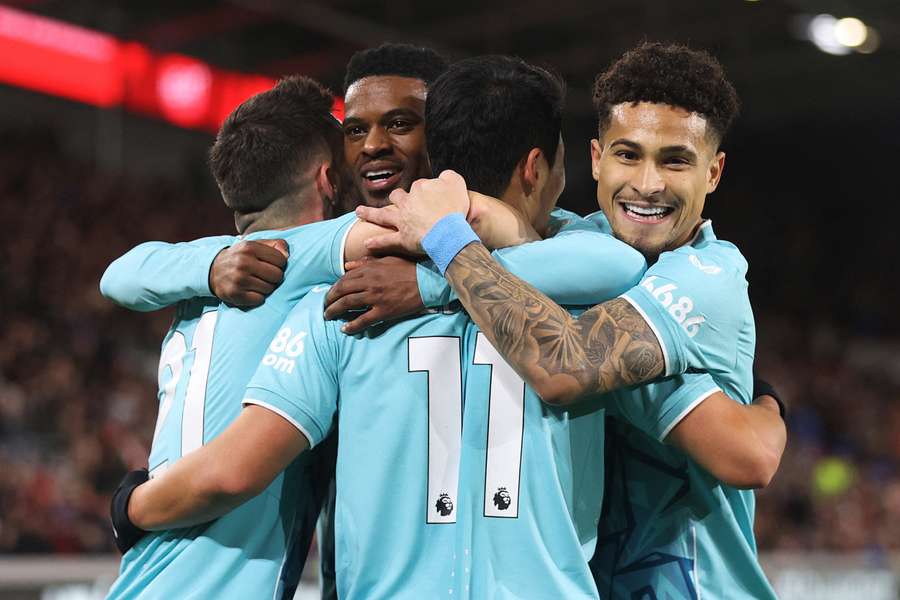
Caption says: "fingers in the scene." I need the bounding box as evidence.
[255,238,289,260]
[248,260,285,285]
[324,275,369,312]
[340,309,384,335]
[343,256,374,272]
[364,232,405,255]
[248,240,289,268]
[437,169,463,185]
[323,292,369,321]
[356,204,400,229]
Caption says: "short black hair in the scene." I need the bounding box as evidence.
[425,55,565,197]
[344,43,449,92]
[593,42,740,144]
[209,75,341,213]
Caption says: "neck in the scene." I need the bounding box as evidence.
[499,190,549,238]
[235,193,324,235]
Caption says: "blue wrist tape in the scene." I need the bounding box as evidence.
[421,213,480,275]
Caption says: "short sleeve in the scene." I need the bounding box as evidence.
[242,290,339,447]
[249,212,357,296]
[619,243,749,377]
[612,372,722,441]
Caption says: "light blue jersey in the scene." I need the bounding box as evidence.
[243,289,471,600]
[104,213,355,600]
[417,208,648,598]
[587,214,774,599]
[246,216,646,599]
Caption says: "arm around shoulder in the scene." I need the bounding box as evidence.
[128,405,308,530]
[666,392,785,489]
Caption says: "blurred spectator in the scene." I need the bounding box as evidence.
[0,129,230,553]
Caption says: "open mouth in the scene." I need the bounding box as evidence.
[619,201,675,223]
[360,167,402,193]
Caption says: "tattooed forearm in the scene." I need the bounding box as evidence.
[446,243,664,404]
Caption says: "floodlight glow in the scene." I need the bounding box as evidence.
[834,17,868,47]
[856,27,880,54]
[808,14,852,55]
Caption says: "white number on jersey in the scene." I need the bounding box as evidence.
[150,311,218,476]
[409,337,463,524]
[409,334,526,523]
[640,275,706,337]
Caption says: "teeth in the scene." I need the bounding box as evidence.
[624,204,669,216]
[364,170,395,180]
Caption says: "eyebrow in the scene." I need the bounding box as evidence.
[611,139,698,160]
[379,108,422,122]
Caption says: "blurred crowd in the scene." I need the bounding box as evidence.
[0,132,897,556]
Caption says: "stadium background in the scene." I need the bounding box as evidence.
[0,0,898,598]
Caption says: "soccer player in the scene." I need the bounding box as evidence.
[115,55,647,599]
[359,43,784,598]
[102,76,359,599]
[342,43,447,209]
[102,43,450,599]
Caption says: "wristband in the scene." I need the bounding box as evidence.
[421,213,480,275]
[753,376,786,421]
[110,469,150,554]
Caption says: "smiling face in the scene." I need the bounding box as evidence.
[342,75,430,207]
[591,102,725,260]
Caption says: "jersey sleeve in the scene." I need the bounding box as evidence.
[249,212,357,297]
[99,236,235,312]
[611,372,722,441]
[242,290,339,448]
[619,243,750,378]
[417,229,647,307]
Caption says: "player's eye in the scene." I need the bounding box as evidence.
[344,125,366,139]
[387,119,414,133]
[664,156,691,168]
[615,150,639,162]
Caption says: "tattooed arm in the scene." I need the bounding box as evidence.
[445,242,663,405]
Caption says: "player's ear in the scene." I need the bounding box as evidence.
[316,162,336,201]
[707,151,725,193]
[521,147,543,196]
[590,139,603,182]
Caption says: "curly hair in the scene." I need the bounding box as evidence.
[344,43,449,92]
[210,75,341,214]
[592,42,740,144]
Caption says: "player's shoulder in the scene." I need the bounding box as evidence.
[646,226,748,300]
[247,212,357,247]
[663,222,748,279]
[547,207,600,235]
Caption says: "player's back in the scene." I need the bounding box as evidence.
[454,319,606,600]
[243,289,472,600]
[107,214,354,599]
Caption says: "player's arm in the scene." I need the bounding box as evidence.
[100,237,289,310]
[329,192,540,331]
[667,392,785,489]
[355,171,664,404]
[128,405,308,530]
[342,191,540,262]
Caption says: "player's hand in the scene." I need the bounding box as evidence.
[209,239,289,307]
[356,170,470,255]
[324,256,424,334]
[110,469,149,554]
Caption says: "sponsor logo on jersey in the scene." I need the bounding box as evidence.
[689,254,722,275]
